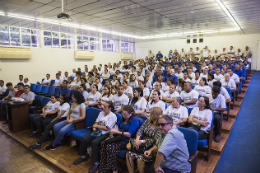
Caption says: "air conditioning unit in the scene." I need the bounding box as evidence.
[121,53,134,60]
[0,47,32,59]
[75,50,95,59]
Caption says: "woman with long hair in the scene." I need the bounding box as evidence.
[85,84,102,107]
[144,90,165,117]
[194,77,212,96]
[130,88,147,121]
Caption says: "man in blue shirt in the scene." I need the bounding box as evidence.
[156,51,163,61]
[60,80,70,97]
[234,64,244,79]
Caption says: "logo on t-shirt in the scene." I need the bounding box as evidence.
[184,96,192,102]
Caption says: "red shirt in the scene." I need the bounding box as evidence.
[15,90,24,97]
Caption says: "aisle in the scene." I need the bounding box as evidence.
[215,71,260,173]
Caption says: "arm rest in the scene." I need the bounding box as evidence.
[188,150,198,163]
[48,112,57,119]
[189,151,198,173]
[74,120,85,130]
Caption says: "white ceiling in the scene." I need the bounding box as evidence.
[0,0,259,41]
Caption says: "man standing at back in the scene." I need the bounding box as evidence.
[156,51,163,61]
[148,50,155,58]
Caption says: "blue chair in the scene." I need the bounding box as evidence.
[50,80,55,86]
[109,75,114,80]
[46,86,56,97]
[192,85,195,89]
[198,95,202,99]
[177,127,198,173]
[69,107,101,140]
[72,77,75,81]
[39,85,49,95]
[102,79,107,86]
[35,85,43,94]
[29,95,45,117]
[114,113,122,126]
[41,78,45,82]
[54,87,61,95]
[0,89,9,102]
[197,111,214,160]
[30,84,37,92]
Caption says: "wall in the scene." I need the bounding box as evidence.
[135,33,260,70]
[0,48,121,84]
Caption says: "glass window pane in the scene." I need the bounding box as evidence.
[44,37,52,47]
[10,33,20,46]
[61,39,67,49]
[0,32,9,45]
[115,40,119,52]
[95,38,99,50]
[52,32,59,38]
[90,37,95,50]
[83,41,88,50]
[52,37,59,48]
[68,34,74,49]
[102,39,106,51]
[107,39,112,51]
[22,34,31,46]
[21,28,30,34]
[77,36,83,50]
[83,36,88,40]
[31,35,40,47]
[44,31,51,36]
[31,30,39,35]
[10,27,19,33]
[0,26,8,32]
[60,33,67,38]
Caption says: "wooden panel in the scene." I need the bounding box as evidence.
[0,47,32,59]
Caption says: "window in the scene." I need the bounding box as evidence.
[90,37,99,51]
[77,36,91,50]
[0,26,9,46]
[60,33,74,49]
[44,31,73,49]
[21,28,40,47]
[121,41,134,53]
[10,27,20,46]
[102,39,119,52]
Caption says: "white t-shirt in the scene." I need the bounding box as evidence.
[164,91,180,107]
[207,94,226,112]
[213,53,219,58]
[145,81,152,89]
[175,73,183,79]
[153,82,166,90]
[116,74,123,82]
[101,73,110,79]
[131,97,147,112]
[143,88,150,98]
[17,80,25,85]
[220,87,231,100]
[129,80,139,88]
[149,89,165,99]
[183,78,191,82]
[95,111,117,134]
[146,100,165,112]
[112,94,129,111]
[180,90,199,108]
[228,49,235,57]
[42,78,51,86]
[71,72,76,78]
[0,86,7,94]
[124,86,133,97]
[214,74,224,81]
[192,78,201,86]
[45,101,60,112]
[190,107,212,131]
[70,103,85,120]
[163,85,169,92]
[54,78,63,86]
[194,85,211,96]
[220,79,236,89]
[163,105,188,123]
[200,73,208,80]
[111,80,117,86]
[202,49,209,57]
[194,51,200,58]
[230,73,240,83]
[188,72,195,79]
[208,79,216,87]
[82,91,88,100]
[176,86,182,93]
[87,92,102,104]
[101,94,113,102]
[59,102,71,118]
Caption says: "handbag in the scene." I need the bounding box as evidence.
[129,138,152,155]
[104,134,128,144]
[91,129,102,137]
[190,124,201,131]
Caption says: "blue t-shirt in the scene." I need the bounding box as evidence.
[119,116,139,141]
[60,87,71,97]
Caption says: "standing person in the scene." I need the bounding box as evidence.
[156,51,163,61]
[29,94,71,149]
[188,96,212,140]
[126,107,162,173]
[194,47,200,60]
[144,115,191,173]
[148,50,155,58]
[98,105,139,173]
[243,46,252,63]
[73,102,117,167]
[201,46,210,60]
[228,46,235,58]
[44,91,86,150]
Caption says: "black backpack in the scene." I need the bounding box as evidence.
[31,99,42,110]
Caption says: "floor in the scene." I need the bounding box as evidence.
[0,131,58,173]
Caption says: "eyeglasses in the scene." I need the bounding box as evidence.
[158,123,171,127]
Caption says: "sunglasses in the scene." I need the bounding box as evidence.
[158,123,171,127]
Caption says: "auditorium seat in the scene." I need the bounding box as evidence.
[39,85,49,95]
[50,80,55,86]
[54,87,61,95]
[29,96,50,116]
[45,86,55,97]
[34,84,43,94]
[102,79,107,86]
[30,84,37,92]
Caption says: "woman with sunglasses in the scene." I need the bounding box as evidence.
[126,107,161,173]
[188,96,212,140]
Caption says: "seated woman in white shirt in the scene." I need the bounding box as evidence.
[176,79,185,93]
[183,72,191,82]
[111,75,117,86]
[85,84,102,108]
[111,80,120,95]
[207,73,216,88]
[130,88,148,121]
[192,71,201,86]
[100,85,113,103]
[129,74,139,88]
[122,80,133,98]
[188,96,212,140]
[79,84,88,101]
[70,76,81,90]
[80,78,90,91]
[138,81,150,100]
[101,69,110,79]
[144,90,165,117]
[94,77,103,92]
[200,68,208,80]
[194,78,211,96]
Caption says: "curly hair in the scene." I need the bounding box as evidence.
[72,91,85,104]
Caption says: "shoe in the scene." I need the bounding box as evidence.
[88,164,99,173]
[44,144,61,150]
[30,132,37,138]
[73,157,88,165]
[215,135,221,142]
[29,143,41,149]
[2,120,8,124]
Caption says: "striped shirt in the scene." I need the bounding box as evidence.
[156,126,191,173]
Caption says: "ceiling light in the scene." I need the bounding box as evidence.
[7,13,35,21]
[0,12,5,16]
[216,0,241,30]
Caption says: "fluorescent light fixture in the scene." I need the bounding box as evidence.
[0,11,5,16]
[7,13,35,21]
[97,29,110,33]
[216,0,241,29]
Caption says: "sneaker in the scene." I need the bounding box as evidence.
[89,164,99,173]
[215,135,221,142]
[44,144,62,150]
[30,132,37,138]
[73,157,88,165]
[29,143,41,149]
[44,144,53,150]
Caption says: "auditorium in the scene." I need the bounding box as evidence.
[0,0,259,172]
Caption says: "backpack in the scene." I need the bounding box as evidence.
[31,99,42,110]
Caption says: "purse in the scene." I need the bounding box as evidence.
[104,135,128,144]
[91,129,102,137]
[129,139,152,155]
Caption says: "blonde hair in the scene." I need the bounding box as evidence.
[150,107,163,124]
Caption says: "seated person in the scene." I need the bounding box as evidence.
[163,78,174,92]
[207,73,216,87]
[149,82,165,101]
[182,72,191,82]
[111,75,117,86]
[44,91,86,150]
[53,73,63,87]
[87,72,95,84]
[0,80,7,98]
[101,69,110,79]
[126,107,162,173]
[136,70,144,81]
[94,77,102,92]
[41,74,51,86]
[112,85,129,113]
[29,94,70,149]
[129,74,139,88]
[194,78,211,96]
[23,78,30,86]
[85,84,102,108]
[208,86,226,142]
[79,84,88,100]
[214,68,224,81]
[227,68,240,84]
[162,84,179,107]
[191,71,201,86]
[144,76,152,89]
[152,75,165,89]
[130,88,147,121]
[139,81,150,100]
[122,80,133,98]
[15,75,24,87]
[144,115,191,173]
[73,102,117,166]
[29,94,60,137]
[20,85,35,105]
[180,82,199,108]
[97,105,139,173]
[59,80,70,97]
[145,90,165,117]
[188,96,212,140]
[220,73,236,91]
[115,70,123,83]
[213,81,231,103]
[100,85,113,103]
[63,71,69,81]
[163,97,188,126]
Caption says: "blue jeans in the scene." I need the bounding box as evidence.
[52,120,75,145]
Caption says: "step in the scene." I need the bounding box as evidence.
[238,93,246,99]
[196,152,220,173]
[224,108,239,118]
[222,117,236,131]
[230,99,243,107]
[204,132,230,155]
